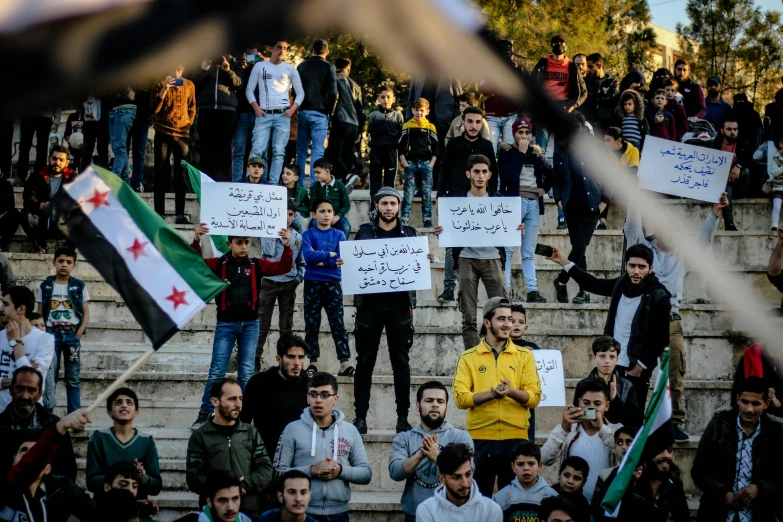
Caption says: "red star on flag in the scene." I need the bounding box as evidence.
[165,287,188,310]
[126,239,148,261]
[85,189,110,209]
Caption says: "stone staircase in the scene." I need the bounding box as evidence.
[8,189,777,520]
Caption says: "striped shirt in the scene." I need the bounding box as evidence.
[622,115,642,148]
[728,414,761,522]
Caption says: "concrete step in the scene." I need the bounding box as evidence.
[56,371,730,436]
[73,328,739,381]
[68,427,705,497]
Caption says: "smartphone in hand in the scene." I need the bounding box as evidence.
[534,244,554,257]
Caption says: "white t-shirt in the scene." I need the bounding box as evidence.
[614,294,641,368]
[245,61,305,110]
[569,425,611,502]
[0,327,55,411]
[36,283,90,328]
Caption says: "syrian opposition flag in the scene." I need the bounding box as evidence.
[50,165,228,349]
[600,350,675,516]
[184,161,230,258]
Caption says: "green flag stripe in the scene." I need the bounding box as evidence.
[183,161,230,254]
[91,165,227,303]
[600,351,671,512]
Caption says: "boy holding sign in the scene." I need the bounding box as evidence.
[189,225,293,431]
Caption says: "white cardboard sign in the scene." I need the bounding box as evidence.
[339,236,432,295]
[437,196,522,247]
[533,350,565,407]
[200,176,287,238]
[638,136,733,203]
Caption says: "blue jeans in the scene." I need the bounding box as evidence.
[250,112,291,185]
[401,162,433,223]
[296,110,329,187]
[199,320,259,413]
[308,218,351,239]
[534,127,549,156]
[44,330,81,413]
[486,115,516,155]
[310,513,349,522]
[504,198,541,292]
[130,112,149,190]
[109,107,136,183]
[292,213,310,233]
[232,112,255,181]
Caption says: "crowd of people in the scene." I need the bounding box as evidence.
[2,32,783,522]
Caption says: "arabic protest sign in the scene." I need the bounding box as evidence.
[638,136,733,203]
[532,350,565,407]
[437,197,522,247]
[199,175,287,238]
[339,236,432,295]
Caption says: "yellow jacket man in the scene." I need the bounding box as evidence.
[453,296,541,497]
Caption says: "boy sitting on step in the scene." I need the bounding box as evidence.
[86,387,162,500]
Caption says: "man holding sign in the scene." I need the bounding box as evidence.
[351,187,434,435]
[435,154,524,350]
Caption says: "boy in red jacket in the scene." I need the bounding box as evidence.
[189,225,293,430]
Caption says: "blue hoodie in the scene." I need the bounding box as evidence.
[273,407,372,516]
[302,227,345,282]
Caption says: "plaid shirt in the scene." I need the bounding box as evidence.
[728,414,761,522]
[11,409,42,432]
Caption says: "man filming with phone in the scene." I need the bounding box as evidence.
[547,243,671,425]
[541,379,621,502]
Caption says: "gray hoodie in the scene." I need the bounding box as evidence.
[273,407,371,516]
[492,475,558,518]
[389,421,474,516]
[416,481,503,522]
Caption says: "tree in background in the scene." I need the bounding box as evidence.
[676,0,783,105]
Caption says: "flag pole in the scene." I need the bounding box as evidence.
[85,347,157,414]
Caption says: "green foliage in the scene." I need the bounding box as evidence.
[677,0,783,104]
[722,328,753,349]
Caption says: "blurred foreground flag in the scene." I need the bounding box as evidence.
[50,165,227,348]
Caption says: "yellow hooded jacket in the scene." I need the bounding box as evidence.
[453,339,542,440]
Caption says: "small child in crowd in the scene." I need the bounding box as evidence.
[301,199,352,376]
[367,86,404,201]
[238,156,267,184]
[509,303,539,442]
[36,245,90,414]
[399,98,438,228]
[578,336,639,426]
[645,89,677,141]
[86,387,162,499]
[257,201,305,371]
[614,89,648,149]
[29,312,46,332]
[492,441,557,522]
[663,79,688,141]
[553,456,591,522]
[281,165,310,232]
[308,158,352,239]
[445,91,491,145]
[595,425,638,495]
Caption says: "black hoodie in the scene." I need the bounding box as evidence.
[565,269,671,369]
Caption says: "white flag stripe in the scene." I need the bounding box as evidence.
[65,169,206,326]
[201,172,224,258]
[650,372,673,433]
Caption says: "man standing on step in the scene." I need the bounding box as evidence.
[623,193,726,442]
[187,378,273,520]
[547,244,671,423]
[389,381,473,521]
[0,366,76,490]
[352,187,434,435]
[692,376,783,522]
[453,297,541,497]
[275,372,372,522]
[435,155,521,349]
[436,109,499,304]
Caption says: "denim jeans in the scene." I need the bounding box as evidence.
[308,218,351,239]
[443,247,456,292]
[486,114,516,155]
[249,112,291,185]
[296,110,329,187]
[401,161,433,223]
[130,112,150,190]
[44,330,81,413]
[199,320,259,413]
[292,213,310,233]
[504,198,541,292]
[232,112,255,181]
[109,107,136,183]
[534,127,549,157]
